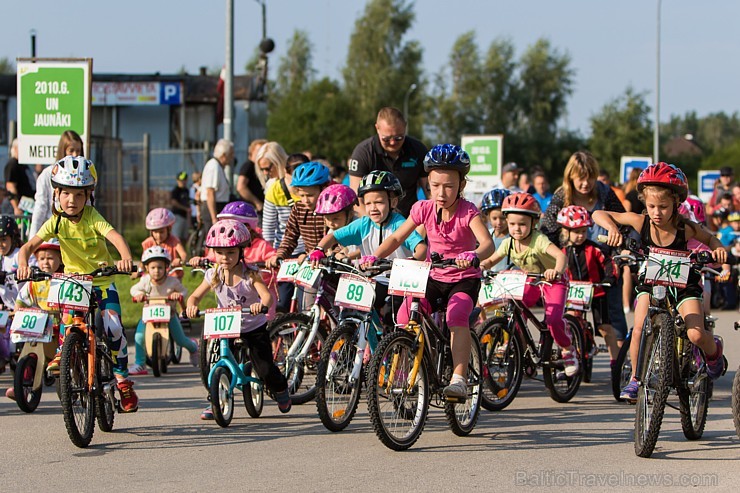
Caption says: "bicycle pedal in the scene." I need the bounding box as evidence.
[445,395,467,404]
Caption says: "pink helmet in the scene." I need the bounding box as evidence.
[682,195,706,224]
[205,219,251,248]
[146,208,176,230]
[556,205,594,230]
[315,183,357,215]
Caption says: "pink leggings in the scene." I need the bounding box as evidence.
[521,279,571,348]
[396,292,475,329]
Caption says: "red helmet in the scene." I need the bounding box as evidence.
[501,192,541,217]
[637,162,688,202]
[556,205,593,229]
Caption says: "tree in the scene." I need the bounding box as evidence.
[343,0,424,135]
[588,87,653,180]
[0,57,14,74]
[274,30,314,97]
[480,38,518,136]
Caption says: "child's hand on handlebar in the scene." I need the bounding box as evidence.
[359,255,378,271]
[265,255,281,270]
[309,249,325,269]
[603,229,622,248]
[168,292,183,301]
[712,248,728,265]
[543,269,560,282]
[455,251,477,269]
[116,258,133,273]
[186,305,199,319]
[16,264,30,281]
[188,257,202,267]
[132,293,147,303]
[249,302,265,314]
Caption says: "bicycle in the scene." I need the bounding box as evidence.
[187,221,206,259]
[366,255,483,451]
[733,321,740,439]
[21,266,132,448]
[606,236,722,457]
[133,295,182,377]
[192,305,268,428]
[314,256,386,432]
[564,280,612,383]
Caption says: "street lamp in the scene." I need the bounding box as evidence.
[654,0,661,164]
[30,29,37,57]
[403,83,417,127]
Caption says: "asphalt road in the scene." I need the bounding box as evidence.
[1,310,739,492]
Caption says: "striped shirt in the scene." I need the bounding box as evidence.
[263,179,305,255]
[276,201,327,259]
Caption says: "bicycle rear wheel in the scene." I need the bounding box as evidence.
[634,312,674,458]
[151,333,162,377]
[242,362,264,418]
[367,330,429,451]
[542,317,584,403]
[732,366,740,439]
[677,342,709,440]
[612,332,632,402]
[477,318,523,411]
[60,332,95,448]
[95,351,116,433]
[316,322,363,432]
[445,330,483,436]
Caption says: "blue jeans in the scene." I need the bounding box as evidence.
[134,314,197,366]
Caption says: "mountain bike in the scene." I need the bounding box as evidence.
[476,270,585,411]
[564,281,612,383]
[366,256,483,451]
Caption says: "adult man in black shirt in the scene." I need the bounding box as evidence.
[4,139,35,215]
[170,171,191,241]
[236,139,266,211]
[348,107,428,218]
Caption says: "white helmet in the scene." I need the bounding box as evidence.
[141,246,172,265]
[51,156,97,189]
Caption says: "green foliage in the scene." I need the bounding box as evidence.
[588,86,653,180]
[120,224,151,261]
[662,111,740,155]
[0,57,14,74]
[704,139,740,175]
[274,30,314,96]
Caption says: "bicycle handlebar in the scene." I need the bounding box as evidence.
[192,306,268,318]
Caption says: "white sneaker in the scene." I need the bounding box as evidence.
[189,338,200,367]
[562,348,579,378]
[443,380,468,399]
[129,364,148,376]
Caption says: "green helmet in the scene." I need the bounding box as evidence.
[358,170,404,198]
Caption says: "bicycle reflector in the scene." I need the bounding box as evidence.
[652,286,667,301]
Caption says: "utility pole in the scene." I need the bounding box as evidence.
[224,0,234,142]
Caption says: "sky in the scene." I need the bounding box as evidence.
[4,0,739,134]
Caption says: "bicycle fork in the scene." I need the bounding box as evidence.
[284,305,322,371]
[326,318,369,384]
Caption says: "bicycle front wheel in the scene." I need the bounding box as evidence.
[732,366,740,439]
[210,366,235,428]
[634,312,674,458]
[477,317,523,411]
[200,337,220,389]
[60,332,95,448]
[367,330,429,451]
[445,330,483,436]
[270,313,324,405]
[677,342,710,440]
[316,322,363,432]
[14,354,42,413]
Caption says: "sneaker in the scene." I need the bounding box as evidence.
[706,337,726,381]
[443,381,468,399]
[189,338,200,367]
[620,378,639,401]
[275,389,292,414]
[129,364,148,376]
[562,348,579,378]
[200,405,214,420]
[5,387,15,400]
[117,379,139,413]
[46,353,61,374]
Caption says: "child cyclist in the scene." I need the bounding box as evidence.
[480,188,511,272]
[17,156,139,412]
[311,183,360,260]
[360,144,494,398]
[593,163,728,400]
[142,208,187,277]
[129,246,199,376]
[311,172,427,317]
[5,240,63,399]
[0,216,22,373]
[186,219,291,419]
[557,205,619,365]
[481,193,578,376]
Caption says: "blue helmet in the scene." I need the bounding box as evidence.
[423,144,470,175]
[480,188,511,213]
[291,161,331,187]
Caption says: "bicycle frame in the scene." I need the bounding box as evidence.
[207,338,262,394]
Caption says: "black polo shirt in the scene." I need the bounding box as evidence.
[348,135,427,217]
[238,159,265,205]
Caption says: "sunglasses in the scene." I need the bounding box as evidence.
[259,163,273,173]
[380,135,405,144]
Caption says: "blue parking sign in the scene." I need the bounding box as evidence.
[160,82,182,105]
[620,156,651,184]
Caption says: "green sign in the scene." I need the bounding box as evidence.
[17,59,91,164]
[461,135,503,178]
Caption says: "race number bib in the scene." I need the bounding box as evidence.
[643,248,690,288]
[9,309,50,339]
[566,281,594,310]
[276,259,300,282]
[479,270,527,303]
[335,274,376,312]
[203,307,241,339]
[0,311,9,328]
[47,275,93,311]
[388,259,431,297]
[293,262,321,289]
[142,304,172,323]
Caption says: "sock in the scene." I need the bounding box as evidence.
[450,373,466,386]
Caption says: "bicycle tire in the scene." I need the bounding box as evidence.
[612,332,632,402]
[200,337,220,389]
[95,352,116,433]
[445,330,483,436]
[583,323,596,383]
[151,333,162,378]
[14,354,41,413]
[542,317,584,403]
[477,317,524,411]
[634,311,674,458]
[187,226,204,259]
[367,330,429,451]
[210,366,234,428]
[677,342,709,440]
[170,336,182,364]
[316,322,363,432]
[269,312,325,405]
[732,366,740,440]
[60,331,95,448]
[242,362,264,418]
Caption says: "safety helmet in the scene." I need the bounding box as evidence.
[50,156,97,189]
[637,162,689,202]
[205,219,251,248]
[358,170,404,198]
[142,245,172,265]
[176,171,188,181]
[218,201,259,230]
[556,205,594,229]
[0,215,20,241]
[291,161,331,187]
[315,184,357,215]
[480,188,512,213]
[683,195,706,224]
[501,193,541,217]
[423,144,471,176]
[145,208,176,230]
[36,238,61,252]
[729,212,740,222]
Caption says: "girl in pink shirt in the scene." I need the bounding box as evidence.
[360,144,494,398]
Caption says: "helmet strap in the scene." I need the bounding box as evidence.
[436,196,460,225]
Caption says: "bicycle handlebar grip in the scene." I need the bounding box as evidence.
[596,234,609,243]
